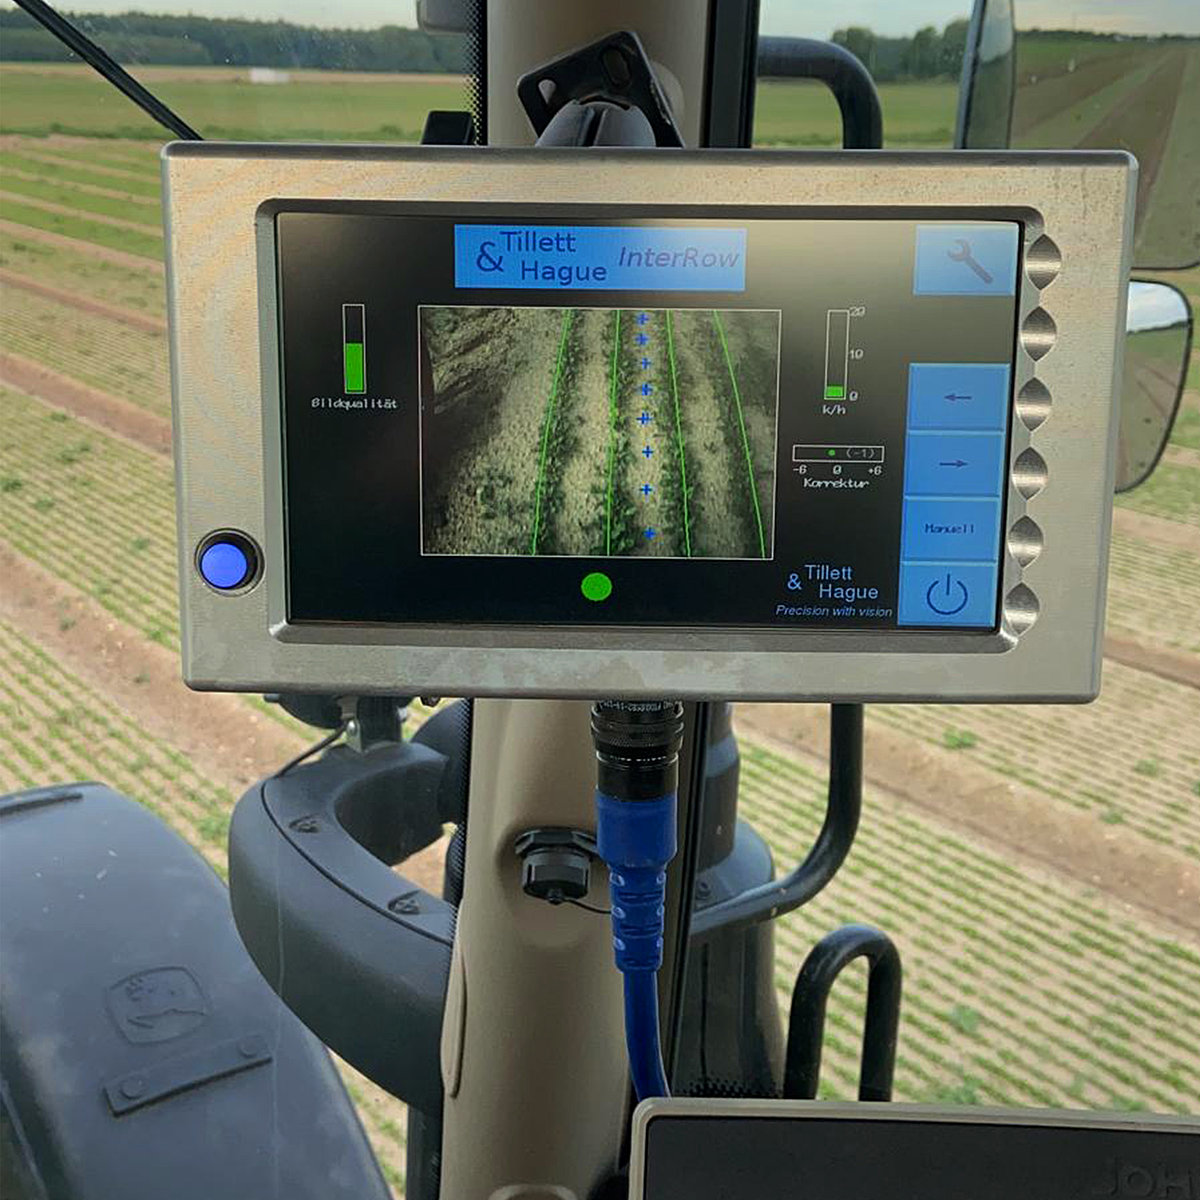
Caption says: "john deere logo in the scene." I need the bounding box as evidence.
[107,968,208,1044]
[1091,1157,1198,1198]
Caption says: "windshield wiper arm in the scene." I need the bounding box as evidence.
[13,0,202,141]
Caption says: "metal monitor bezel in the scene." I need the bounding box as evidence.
[163,145,1134,701]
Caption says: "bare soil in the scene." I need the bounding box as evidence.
[1111,506,1200,554]
[420,306,566,556]
[0,351,171,455]
[1104,632,1200,690]
[0,268,166,335]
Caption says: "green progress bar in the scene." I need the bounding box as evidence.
[824,385,845,399]
[344,343,364,393]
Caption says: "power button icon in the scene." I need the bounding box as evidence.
[925,572,969,616]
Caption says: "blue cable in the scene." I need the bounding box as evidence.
[595,789,677,1101]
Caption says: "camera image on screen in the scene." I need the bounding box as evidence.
[418,305,781,559]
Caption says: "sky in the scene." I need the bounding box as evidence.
[1,0,1197,36]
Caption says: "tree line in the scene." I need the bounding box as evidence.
[0,10,470,72]
[822,21,971,82]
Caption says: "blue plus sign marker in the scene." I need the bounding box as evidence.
[637,411,652,425]
[643,445,654,459]
[636,313,649,324]
[640,483,653,496]
[644,527,657,541]
[636,333,649,345]
[641,383,653,396]
[641,357,652,369]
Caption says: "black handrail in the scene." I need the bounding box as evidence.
[757,36,883,149]
[784,923,902,1101]
[689,703,863,939]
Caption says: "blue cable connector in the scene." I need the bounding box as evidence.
[596,788,677,1100]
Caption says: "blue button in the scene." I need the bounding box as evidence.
[898,561,999,627]
[907,363,1010,432]
[904,431,1007,497]
[914,223,1019,296]
[901,497,1002,562]
[199,541,249,589]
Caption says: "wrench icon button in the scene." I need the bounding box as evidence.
[946,238,994,284]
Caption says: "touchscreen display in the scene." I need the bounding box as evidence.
[275,211,1021,630]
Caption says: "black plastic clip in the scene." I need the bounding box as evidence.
[518,30,684,148]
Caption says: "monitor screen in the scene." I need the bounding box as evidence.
[274,209,1021,631]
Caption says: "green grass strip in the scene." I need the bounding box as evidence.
[664,309,692,557]
[530,308,573,555]
[0,196,162,260]
[604,308,622,555]
[711,310,768,558]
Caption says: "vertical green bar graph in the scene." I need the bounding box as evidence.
[823,307,850,401]
[343,303,366,394]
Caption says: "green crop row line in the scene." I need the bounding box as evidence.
[530,308,573,555]
[0,150,162,199]
[711,310,768,558]
[15,144,164,180]
[0,195,163,260]
[663,310,693,556]
[1,170,162,229]
[604,308,622,555]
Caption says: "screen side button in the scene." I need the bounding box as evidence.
[898,562,998,626]
[196,532,260,592]
[901,497,1003,562]
[913,223,1019,296]
[907,363,1011,432]
[903,431,1007,497]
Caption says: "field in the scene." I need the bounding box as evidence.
[0,63,1198,1195]
[420,306,778,558]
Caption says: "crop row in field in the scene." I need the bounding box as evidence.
[1116,459,1200,527]
[1,167,160,227]
[6,383,1198,869]
[1,147,162,197]
[0,389,310,743]
[0,193,161,259]
[737,741,1200,1114]
[0,228,165,315]
[0,618,408,1192]
[0,388,180,644]
[1106,531,1200,654]
[0,285,170,415]
[871,661,1200,859]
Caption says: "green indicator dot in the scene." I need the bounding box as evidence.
[827,448,837,457]
[581,571,613,602]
